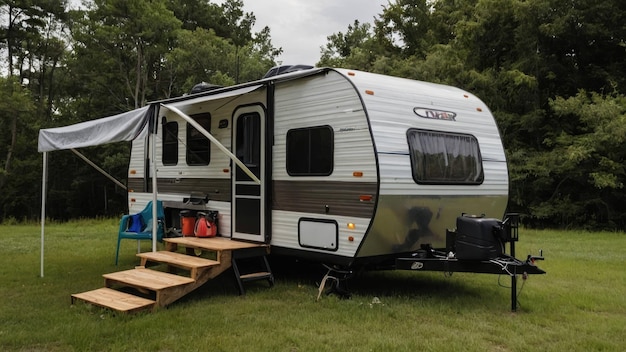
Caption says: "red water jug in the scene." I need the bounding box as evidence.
[194,212,217,238]
[180,210,196,237]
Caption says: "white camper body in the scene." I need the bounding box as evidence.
[127,68,508,267]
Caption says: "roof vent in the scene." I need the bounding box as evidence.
[263,65,314,78]
[189,82,222,94]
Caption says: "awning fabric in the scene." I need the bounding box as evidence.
[38,106,150,152]
[37,84,264,153]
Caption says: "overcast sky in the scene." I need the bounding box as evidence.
[215,0,388,66]
[69,0,388,66]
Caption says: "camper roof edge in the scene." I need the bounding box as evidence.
[147,67,328,106]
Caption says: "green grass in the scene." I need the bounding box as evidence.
[0,220,624,351]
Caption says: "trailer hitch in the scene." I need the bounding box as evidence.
[526,249,545,265]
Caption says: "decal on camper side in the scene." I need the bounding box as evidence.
[413,107,457,121]
[411,261,424,270]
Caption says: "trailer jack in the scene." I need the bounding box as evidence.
[317,264,352,301]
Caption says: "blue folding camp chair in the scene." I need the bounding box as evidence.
[115,200,165,265]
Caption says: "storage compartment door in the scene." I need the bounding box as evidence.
[298,218,338,251]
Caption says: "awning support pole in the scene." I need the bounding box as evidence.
[70,148,127,190]
[40,152,48,278]
[151,107,159,252]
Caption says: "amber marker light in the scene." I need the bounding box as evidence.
[365,90,374,95]
[348,236,355,242]
[347,223,356,230]
[129,169,136,175]
[359,195,373,202]
[353,171,363,177]
[130,198,136,202]
[223,168,230,173]
[476,107,483,112]
[348,71,356,76]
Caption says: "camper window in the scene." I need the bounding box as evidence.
[407,129,484,185]
[162,121,178,165]
[186,113,211,166]
[236,113,261,167]
[286,125,333,176]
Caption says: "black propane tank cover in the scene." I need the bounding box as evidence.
[455,215,504,260]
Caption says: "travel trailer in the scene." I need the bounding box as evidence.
[39,67,544,311]
[130,67,544,264]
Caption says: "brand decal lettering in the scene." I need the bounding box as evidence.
[411,261,424,270]
[413,108,457,121]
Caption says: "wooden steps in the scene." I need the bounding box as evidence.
[104,268,195,291]
[137,251,220,279]
[71,237,273,313]
[71,288,155,313]
[165,236,268,251]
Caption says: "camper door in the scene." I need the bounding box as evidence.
[231,105,266,242]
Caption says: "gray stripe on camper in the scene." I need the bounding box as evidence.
[128,178,231,202]
[128,178,377,218]
[272,180,378,218]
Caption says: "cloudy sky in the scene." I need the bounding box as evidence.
[70,0,388,65]
[216,0,388,66]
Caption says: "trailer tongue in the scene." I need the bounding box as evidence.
[396,213,545,311]
[319,213,545,311]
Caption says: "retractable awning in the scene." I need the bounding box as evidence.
[38,106,150,152]
[36,83,264,277]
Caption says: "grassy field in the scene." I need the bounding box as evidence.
[0,219,624,351]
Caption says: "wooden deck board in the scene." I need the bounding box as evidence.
[240,272,272,280]
[103,268,194,291]
[164,236,268,251]
[137,251,220,269]
[72,288,155,313]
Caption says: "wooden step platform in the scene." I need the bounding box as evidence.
[71,288,155,313]
[166,237,273,295]
[165,236,268,252]
[137,251,220,279]
[73,237,273,313]
[104,268,195,291]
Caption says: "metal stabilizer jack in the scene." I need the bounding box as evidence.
[317,264,353,301]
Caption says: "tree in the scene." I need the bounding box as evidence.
[41,1,184,220]
[167,27,238,93]
[374,0,433,59]
[0,76,37,218]
[166,0,222,31]
[166,25,281,95]
[318,0,626,229]
[533,0,626,97]
[69,0,181,110]
[500,0,626,227]
[320,20,373,63]
[0,0,283,221]
[0,1,70,220]
[518,91,626,228]
[237,25,282,82]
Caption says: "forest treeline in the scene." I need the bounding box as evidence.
[0,0,625,230]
